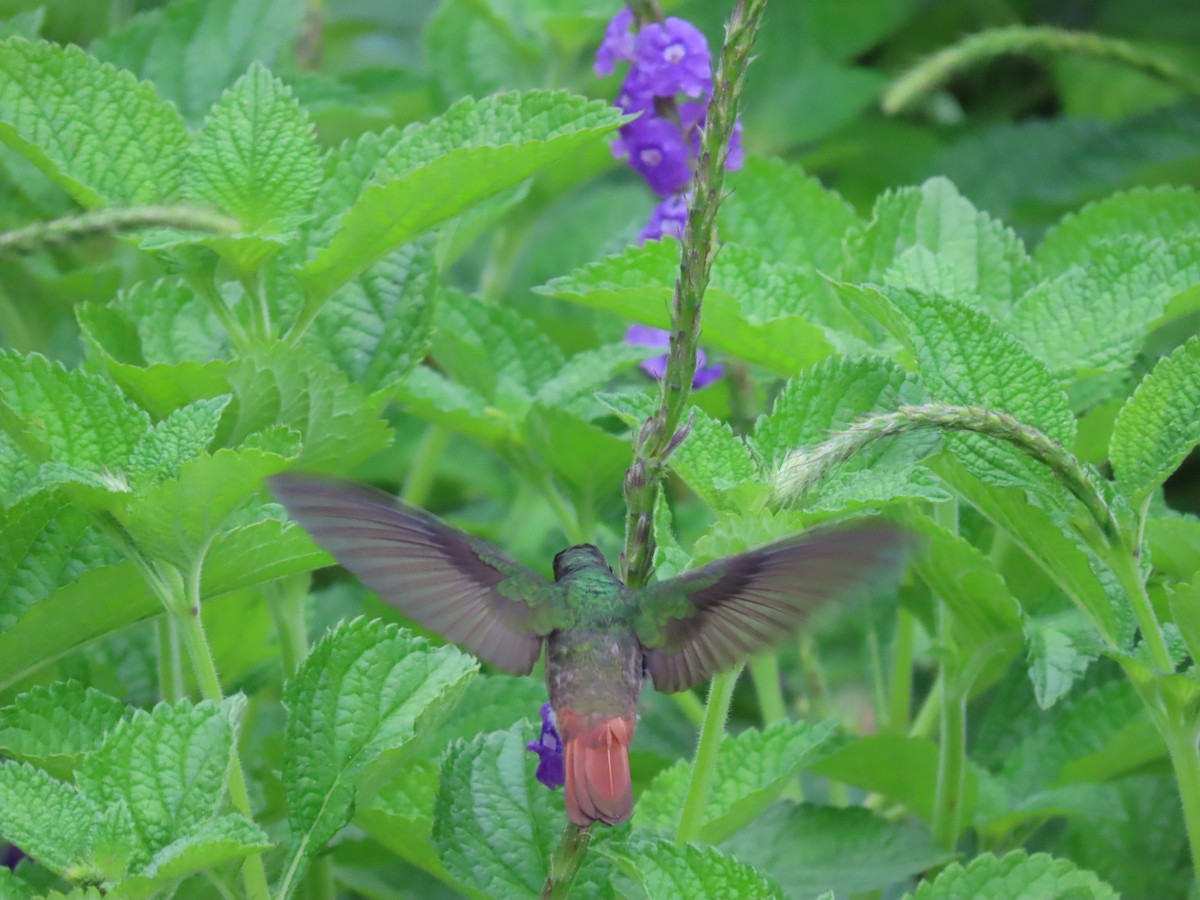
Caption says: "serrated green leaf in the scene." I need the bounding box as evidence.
[723,802,954,899]
[222,344,392,470]
[1024,611,1102,710]
[600,837,785,900]
[0,761,98,878]
[126,395,229,484]
[187,61,320,235]
[534,342,654,411]
[0,682,127,777]
[0,38,187,206]
[850,177,1036,317]
[76,698,243,865]
[1110,336,1200,503]
[283,618,476,855]
[526,404,630,509]
[432,722,558,900]
[636,720,837,843]
[843,285,1075,493]
[1035,185,1200,275]
[1012,236,1200,383]
[91,0,305,124]
[298,91,624,306]
[394,366,513,444]
[539,238,837,375]
[720,158,860,272]
[433,289,564,413]
[119,814,272,898]
[755,356,944,510]
[304,236,438,393]
[908,850,1118,900]
[600,392,762,512]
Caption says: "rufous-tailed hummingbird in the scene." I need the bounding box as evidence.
[269,473,910,828]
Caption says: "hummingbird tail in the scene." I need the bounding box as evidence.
[559,711,635,827]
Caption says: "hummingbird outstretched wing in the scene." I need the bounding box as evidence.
[269,473,561,675]
[637,522,911,693]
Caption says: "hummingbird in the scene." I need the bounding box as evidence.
[268,473,910,828]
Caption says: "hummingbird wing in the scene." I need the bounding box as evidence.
[269,473,561,675]
[637,522,911,693]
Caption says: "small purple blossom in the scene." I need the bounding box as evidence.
[625,324,724,390]
[2,844,26,870]
[633,18,713,100]
[639,194,689,243]
[594,7,636,77]
[526,702,564,790]
[619,116,693,197]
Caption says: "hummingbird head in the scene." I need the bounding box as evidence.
[552,544,612,582]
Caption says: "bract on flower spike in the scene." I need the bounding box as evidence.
[268,474,913,827]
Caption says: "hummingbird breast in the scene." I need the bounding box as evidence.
[545,628,643,718]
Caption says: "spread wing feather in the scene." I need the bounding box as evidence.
[640,522,912,692]
[269,473,559,675]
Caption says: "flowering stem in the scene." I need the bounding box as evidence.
[883,25,1200,115]
[620,0,768,588]
[541,824,592,900]
[0,204,239,254]
[676,665,742,845]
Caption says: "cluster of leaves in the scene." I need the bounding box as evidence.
[1,1,1199,899]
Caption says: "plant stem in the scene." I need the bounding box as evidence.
[887,607,916,733]
[172,555,271,900]
[156,616,185,703]
[1166,727,1200,884]
[908,672,943,740]
[402,425,450,507]
[0,204,239,254]
[930,500,966,852]
[1105,540,1174,673]
[670,688,706,727]
[676,666,742,846]
[883,25,1200,115]
[184,269,253,353]
[748,653,787,725]
[541,824,592,900]
[266,574,311,679]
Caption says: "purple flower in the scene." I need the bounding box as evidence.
[639,193,689,243]
[726,119,745,171]
[2,844,25,870]
[625,324,724,389]
[618,116,693,197]
[526,702,564,790]
[634,18,712,100]
[594,7,636,77]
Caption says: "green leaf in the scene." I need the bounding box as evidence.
[298,90,625,306]
[809,734,962,825]
[394,366,513,445]
[0,761,98,878]
[76,698,243,865]
[635,720,837,843]
[1024,611,1102,710]
[1035,185,1200,275]
[1110,336,1200,503]
[1167,574,1200,666]
[755,356,944,509]
[908,850,1118,900]
[0,37,188,205]
[720,157,860,272]
[600,392,761,513]
[0,681,127,777]
[850,177,1036,317]
[1011,236,1200,383]
[844,285,1075,493]
[186,61,320,235]
[222,344,392,470]
[723,802,954,899]
[119,814,272,898]
[91,0,306,123]
[304,236,439,393]
[283,618,476,855]
[534,342,654,411]
[526,404,630,510]
[432,722,558,900]
[126,395,229,484]
[539,238,836,375]
[0,8,43,40]
[0,869,36,900]
[600,837,785,900]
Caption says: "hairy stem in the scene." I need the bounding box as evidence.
[1105,540,1174,673]
[676,666,742,845]
[0,205,239,255]
[883,25,1200,115]
[620,0,767,588]
[541,824,593,900]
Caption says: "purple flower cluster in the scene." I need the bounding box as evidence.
[526,702,565,789]
[596,7,734,391]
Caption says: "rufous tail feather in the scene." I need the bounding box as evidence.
[559,712,635,827]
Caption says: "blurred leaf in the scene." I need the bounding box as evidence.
[425,0,547,102]
[0,37,188,205]
[723,802,953,900]
[600,837,785,900]
[1024,611,1102,710]
[908,850,1118,900]
[525,404,629,509]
